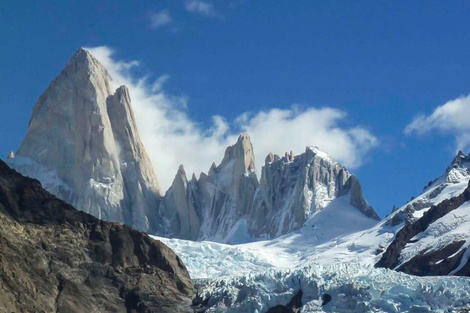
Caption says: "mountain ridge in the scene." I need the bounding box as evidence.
[162,134,379,243]
[9,47,379,245]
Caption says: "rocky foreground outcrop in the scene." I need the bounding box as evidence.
[0,160,193,313]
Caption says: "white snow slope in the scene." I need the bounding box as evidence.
[154,195,378,279]
[7,156,71,194]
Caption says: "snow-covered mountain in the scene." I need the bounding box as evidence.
[11,50,470,280]
[286,150,470,276]
[8,47,380,245]
[159,151,470,279]
[152,152,470,312]
[376,151,470,276]
[9,48,162,232]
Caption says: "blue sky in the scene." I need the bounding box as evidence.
[1,1,470,217]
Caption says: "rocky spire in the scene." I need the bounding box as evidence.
[449,150,470,169]
[14,48,161,232]
[197,133,259,242]
[218,133,256,174]
[444,151,470,184]
[106,84,162,230]
[162,165,202,240]
[265,152,274,164]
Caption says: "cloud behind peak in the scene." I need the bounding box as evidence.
[405,94,470,152]
[86,46,378,190]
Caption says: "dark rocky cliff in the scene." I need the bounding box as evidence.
[376,180,470,276]
[0,160,193,313]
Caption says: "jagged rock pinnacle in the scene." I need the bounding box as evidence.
[451,150,469,167]
[208,162,217,176]
[163,163,201,240]
[14,47,161,232]
[265,152,274,164]
[220,133,256,173]
[177,164,186,175]
[65,47,109,76]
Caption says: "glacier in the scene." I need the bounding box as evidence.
[155,235,470,313]
[153,152,470,312]
[194,264,470,313]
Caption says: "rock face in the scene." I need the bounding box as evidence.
[162,165,202,240]
[197,134,259,241]
[12,48,161,233]
[162,137,379,243]
[377,180,470,276]
[0,159,193,313]
[161,134,259,243]
[249,146,379,238]
[376,151,470,276]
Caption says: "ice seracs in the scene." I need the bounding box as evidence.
[193,264,470,313]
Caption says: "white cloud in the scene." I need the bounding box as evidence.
[86,46,378,190]
[185,0,216,17]
[237,108,378,169]
[405,94,470,151]
[151,74,170,93]
[149,10,172,29]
